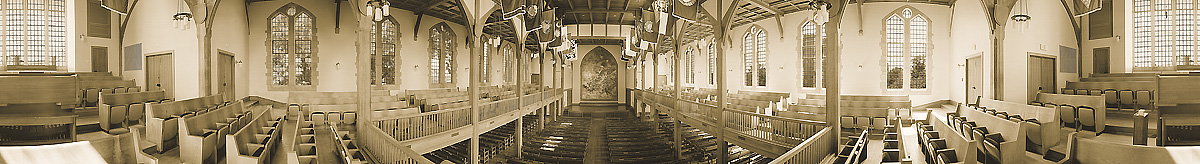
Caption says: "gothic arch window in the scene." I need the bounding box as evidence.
[708,43,716,85]
[743,25,767,87]
[883,7,930,91]
[504,45,514,85]
[3,0,67,70]
[686,47,695,85]
[372,17,400,87]
[800,21,829,88]
[481,35,491,84]
[429,23,456,87]
[267,3,318,90]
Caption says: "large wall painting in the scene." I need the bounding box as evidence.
[581,47,618,100]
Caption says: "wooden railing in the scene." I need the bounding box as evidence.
[769,127,833,164]
[358,125,436,164]
[372,106,473,141]
[362,89,562,163]
[632,89,830,156]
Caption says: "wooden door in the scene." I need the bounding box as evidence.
[967,56,983,104]
[1029,56,1056,102]
[1094,47,1110,74]
[217,53,234,100]
[91,47,108,72]
[146,54,174,99]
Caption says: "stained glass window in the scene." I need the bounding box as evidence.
[802,22,817,88]
[3,0,67,68]
[267,4,317,88]
[708,44,716,85]
[371,17,399,86]
[430,23,456,86]
[743,26,767,86]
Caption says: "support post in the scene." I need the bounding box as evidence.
[469,31,481,164]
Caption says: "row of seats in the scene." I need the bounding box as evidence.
[331,124,371,164]
[79,79,138,107]
[99,90,169,134]
[310,111,357,125]
[833,129,869,164]
[145,94,231,153]
[178,101,253,164]
[521,117,591,164]
[882,118,903,163]
[290,117,317,164]
[1056,88,1152,110]
[947,105,1013,164]
[917,122,962,164]
[420,115,530,163]
[226,109,283,164]
[604,116,678,164]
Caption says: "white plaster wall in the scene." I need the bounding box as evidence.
[122,0,201,99]
[949,0,995,103]
[247,0,472,101]
[719,2,952,104]
[210,0,250,99]
[1000,0,1079,103]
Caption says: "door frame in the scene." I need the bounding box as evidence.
[217,50,235,99]
[145,50,174,99]
[965,53,983,104]
[1028,53,1058,101]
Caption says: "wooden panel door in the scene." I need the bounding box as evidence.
[1029,56,1056,102]
[1094,47,1110,74]
[967,56,983,104]
[147,54,174,99]
[218,53,234,100]
[91,47,108,72]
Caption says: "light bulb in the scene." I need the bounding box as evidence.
[366,5,374,16]
[382,3,390,16]
[374,8,383,21]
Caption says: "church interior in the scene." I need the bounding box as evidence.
[2,0,1200,163]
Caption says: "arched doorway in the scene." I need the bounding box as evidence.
[581,47,618,101]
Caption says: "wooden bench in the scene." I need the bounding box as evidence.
[99,90,168,133]
[287,117,317,164]
[290,91,406,125]
[0,76,78,108]
[225,107,282,164]
[79,80,138,107]
[179,101,255,164]
[921,111,974,164]
[144,94,227,152]
[975,99,1062,154]
[798,94,910,129]
[947,104,1027,164]
[1033,93,1106,134]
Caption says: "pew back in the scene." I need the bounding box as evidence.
[1035,93,1106,133]
[0,76,78,107]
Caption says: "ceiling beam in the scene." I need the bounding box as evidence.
[745,0,782,15]
[565,9,638,14]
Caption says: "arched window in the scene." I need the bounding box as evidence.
[708,43,716,85]
[743,26,767,87]
[686,47,695,84]
[3,0,67,69]
[801,22,818,88]
[372,17,399,86]
[267,4,317,89]
[429,23,455,87]
[504,45,514,84]
[481,35,491,84]
[884,7,930,90]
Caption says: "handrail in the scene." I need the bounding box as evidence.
[369,89,560,145]
[769,127,834,164]
[633,89,829,148]
[359,124,436,164]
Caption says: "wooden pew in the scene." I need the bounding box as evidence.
[797,94,910,129]
[225,107,282,164]
[287,117,317,164]
[99,90,168,133]
[0,76,78,108]
[1035,93,1106,134]
[1072,135,1200,164]
[976,99,1062,154]
[0,115,76,146]
[290,91,405,125]
[144,94,226,152]
[953,105,1027,164]
[924,111,976,164]
[179,101,254,164]
[79,80,137,107]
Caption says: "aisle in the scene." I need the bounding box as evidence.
[583,117,609,164]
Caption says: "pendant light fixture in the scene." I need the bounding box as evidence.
[1010,0,1032,33]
